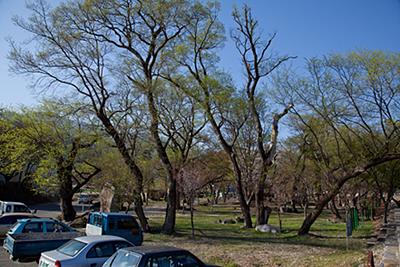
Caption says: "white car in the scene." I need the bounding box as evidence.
[0,201,34,215]
[38,235,133,267]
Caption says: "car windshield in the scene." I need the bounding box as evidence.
[57,240,87,257]
[108,251,140,267]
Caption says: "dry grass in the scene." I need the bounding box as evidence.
[143,203,375,267]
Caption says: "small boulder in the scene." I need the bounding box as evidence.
[255,224,280,233]
[223,218,236,224]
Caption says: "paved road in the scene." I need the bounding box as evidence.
[0,201,91,267]
[0,201,167,266]
[0,244,36,267]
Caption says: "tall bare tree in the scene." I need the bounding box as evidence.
[9,0,150,230]
[231,5,294,225]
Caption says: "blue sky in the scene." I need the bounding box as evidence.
[1,0,400,107]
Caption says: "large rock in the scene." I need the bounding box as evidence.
[255,224,280,233]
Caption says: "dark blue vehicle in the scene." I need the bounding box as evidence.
[3,218,82,261]
[86,212,143,246]
[103,246,220,267]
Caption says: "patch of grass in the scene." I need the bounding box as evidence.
[144,204,374,266]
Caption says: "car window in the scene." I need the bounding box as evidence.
[46,222,69,232]
[146,256,174,267]
[146,254,201,267]
[93,214,103,227]
[111,251,140,267]
[58,240,87,256]
[116,217,139,230]
[114,241,131,251]
[173,254,202,267]
[14,205,29,213]
[5,205,11,212]
[22,222,43,233]
[87,242,115,258]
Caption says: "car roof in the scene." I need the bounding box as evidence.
[121,246,188,255]
[0,201,27,206]
[17,218,59,223]
[75,235,127,243]
[0,212,35,217]
[90,212,134,217]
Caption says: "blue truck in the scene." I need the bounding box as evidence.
[3,218,82,261]
[86,212,143,246]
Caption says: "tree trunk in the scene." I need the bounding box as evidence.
[264,206,272,224]
[145,89,178,234]
[329,197,342,220]
[214,189,220,205]
[176,190,182,210]
[190,196,195,239]
[58,155,76,222]
[383,202,389,224]
[298,155,400,235]
[162,178,177,234]
[303,201,308,219]
[278,208,282,231]
[60,194,76,222]
[134,195,149,232]
[234,168,252,228]
[255,183,267,225]
[291,200,298,213]
[298,189,336,235]
[97,111,150,231]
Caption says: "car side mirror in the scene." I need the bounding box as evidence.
[32,209,37,214]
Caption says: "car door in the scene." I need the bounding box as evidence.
[21,221,43,233]
[109,216,142,245]
[146,253,203,267]
[85,241,116,267]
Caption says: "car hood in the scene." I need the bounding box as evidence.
[41,249,74,263]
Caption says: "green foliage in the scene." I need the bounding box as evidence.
[0,100,102,195]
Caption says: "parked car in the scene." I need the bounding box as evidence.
[103,246,220,267]
[3,218,82,261]
[0,201,36,215]
[0,212,37,237]
[38,235,133,267]
[78,194,93,204]
[86,212,143,246]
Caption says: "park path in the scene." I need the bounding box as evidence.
[380,208,400,266]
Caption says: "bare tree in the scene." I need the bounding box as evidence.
[177,155,228,238]
[231,5,295,225]
[275,51,400,235]
[9,0,150,230]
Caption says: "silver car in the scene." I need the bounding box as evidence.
[38,235,133,267]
